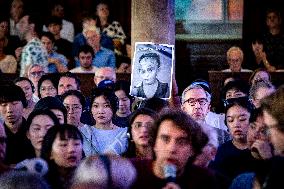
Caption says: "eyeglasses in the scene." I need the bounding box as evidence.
[64,104,82,112]
[40,86,55,92]
[30,71,45,77]
[132,122,154,129]
[184,98,208,106]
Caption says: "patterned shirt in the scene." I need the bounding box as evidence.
[102,21,126,44]
[20,38,48,76]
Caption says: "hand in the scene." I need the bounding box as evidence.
[113,38,122,50]
[162,182,181,189]
[251,140,273,160]
[48,57,60,65]
[15,47,23,60]
[267,65,276,72]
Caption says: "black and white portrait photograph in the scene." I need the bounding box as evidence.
[130,42,174,99]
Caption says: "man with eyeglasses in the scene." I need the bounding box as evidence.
[27,64,46,99]
[181,82,230,146]
[222,46,252,73]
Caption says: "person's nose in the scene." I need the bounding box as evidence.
[194,101,201,109]
[140,125,148,134]
[67,143,76,153]
[167,140,178,154]
[39,128,47,138]
[6,104,14,113]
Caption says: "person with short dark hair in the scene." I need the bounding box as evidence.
[17,13,49,77]
[131,109,218,189]
[34,96,67,124]
[222,80,249,101]
[0,85,34,165]
[37,74,59,99]
[70,45,98,73]
[45,16,73,65]
[57,72,81,95]
[40,32,68,73]
[113,80,133,128]
[262,9,284,70]
[14,77,37,118]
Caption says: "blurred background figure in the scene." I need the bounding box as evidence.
[71,155,136,189]
[123,108,158,159]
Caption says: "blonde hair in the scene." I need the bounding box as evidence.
[82,25,100,38]
[226,46,244,61]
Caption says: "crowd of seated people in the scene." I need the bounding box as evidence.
[0,1,284,189]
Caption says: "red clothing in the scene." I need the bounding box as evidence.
[130,159,218,189]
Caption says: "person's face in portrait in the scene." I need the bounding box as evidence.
[225,89,246,100]
[15,80,33,101]
[263,110,284,157]
[0,101,23,125]
[63,95,83,126]
[39,80,57,98]
[50,133,83,168]
[252,87,275,108]
[115,89,131,116]
[79,52,93,69]
[154,120,194,175]
[0,123,6,162]
[50,109,65,124]
[41,36,53,54]
[251,71,270,86]
[131,114,155,147]
[139,57,159,85]
[227,50,243,72]
[91,96,113,125]
[182,88,210,122]
[58,77,78,95]
[27,114,55,155]
[226,105,250,142]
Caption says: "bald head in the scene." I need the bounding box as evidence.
[94,67,116,86]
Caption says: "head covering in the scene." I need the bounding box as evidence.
[97,79,115,91]
[190,79,211,95]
